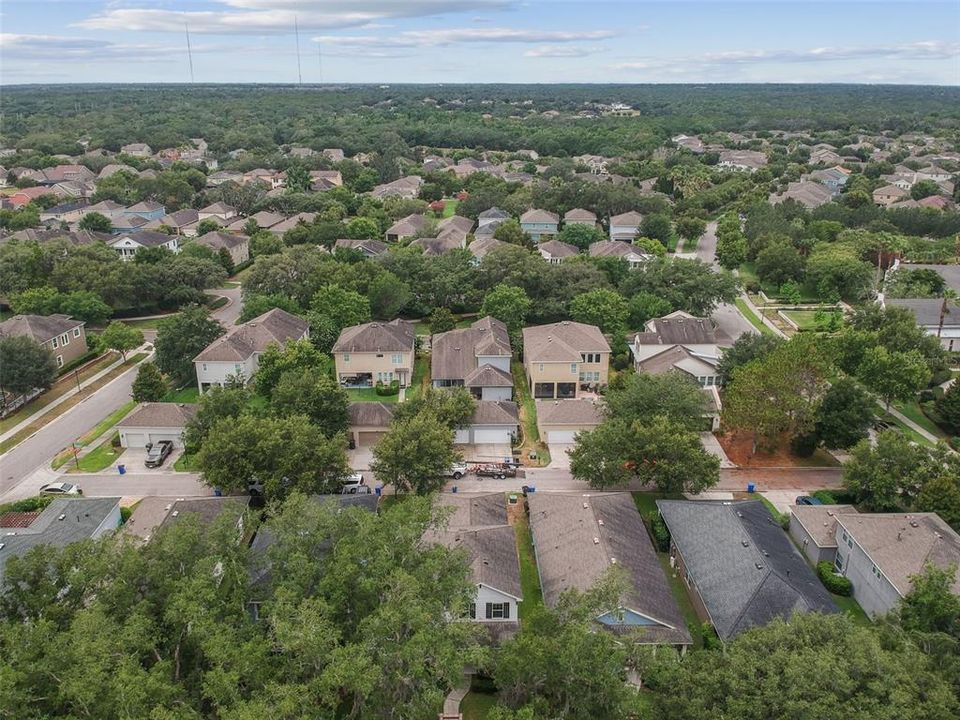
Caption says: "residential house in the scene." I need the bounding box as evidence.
[425,493,522,640]
[789,504,859,565]
[523,321,611,399]
[884,298,959,352]
[0,166,7,187]
[334,238,388,258]
[8,186,60,208]
[288,146,316,158]
[806,166,851,194]
[890,263,960,294]
[573,154,610,174]
[109,230,180,260]
[0,228,107,247]
[385,213,428,242]
[718,150,768,172]
[810,147,843,165]
[207,170,243,187]
[529,493,691,647]
[672,134,705,154]
[38,164,96,186]
[120,143,152,157]
[873,184,909,207]
[588,239,650,269]
[519,209,559,242]
[147,208,200,236]
[608,210,643,241]
[629,311,733,387]
[468,236,508,261]
[431,316,513,401]
[563,208,597,228]
[477,207,510,230]
[770,181,834,209]
[455,401,520,445]
[116,402,198,449]
[309,170,343,190]
[98,163,138,179]
[538,239,580,265]
[347,401,395,447]
[242,168,284,190]
[124,201,166,221]
[225,210,284,233]
[322,148,346,162]
[332,319,416,388]
[0,498,122,585]
[410,231,467,256]
[123,496,249,544]
[39,200,91,224]
[370,175,423,200]
[267,212,318,236]
[193,309,309,392]
[656,500,837,642]
[535,398,604,444]
[198,202,238,223]
[194,231,250,266]
[0,313,87,370]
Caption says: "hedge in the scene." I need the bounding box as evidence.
[651,514,671,552]
[817,561,853,596]
[375,380,401,397]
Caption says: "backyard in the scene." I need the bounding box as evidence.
[511,361,550,466]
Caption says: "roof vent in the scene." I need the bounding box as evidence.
[762,550,769,557]
[741,540,749,547]
[598,519,604,526]
[593,537,600,545]
[910,521,919,528]
[171,511,179,517]
[736,511,743,517]
[58,514,65,521]
[610,557,617,564]
[755,562,765,570]
[582,502,589,509]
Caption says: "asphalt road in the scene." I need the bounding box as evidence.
[694,220,757,340]
[208,286,242,327]
[696,220,719,267]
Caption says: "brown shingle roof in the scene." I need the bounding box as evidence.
[117,402,197,429]
[472,400,519,426]
[563,207,596,222]
[464,364,513,388]
[538,239,579,259]
[432,316,511,382]
[790,505,859,548]
[609,210,643,226]
[0,314,84,344]
[639,312,723,346]
[468,236,508,259]
[535,398,604,427]
[195,231,248,251]
[194,309,308,362]
[588,239,647,259]
[520,208,559,224]
[523,321,610,363]
[348,402,395,428]
[332,319,415,354]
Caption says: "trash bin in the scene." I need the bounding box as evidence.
[214,487,222,497]
[527,485,535,493]
[117,464,126,475]
[747,483,755,493]
[375,486,382,497]
[452,486,458,493]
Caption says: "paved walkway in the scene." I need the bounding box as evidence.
[881,400,943,445]
[738,292,789,338]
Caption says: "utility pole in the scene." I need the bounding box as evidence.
[294,16,303,87]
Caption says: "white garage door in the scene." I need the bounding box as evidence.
[122,432,147,448]
[147,432,183,448]
[474,427,511,444]
[547,430,577,444]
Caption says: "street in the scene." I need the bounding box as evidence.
[696,220,757,340]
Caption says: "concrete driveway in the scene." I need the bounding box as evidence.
[114,446,185,474]
[348,446,375,471]
[458,444,513,463]
[547,444,574,470]
[700,432,736,468]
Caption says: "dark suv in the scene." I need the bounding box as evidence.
[145,440,174,468]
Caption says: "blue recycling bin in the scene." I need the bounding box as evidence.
[527,486,535,493]
[117,464,126,475]
[747,483,755,493]
[375,486,382,496]
[214,487,222,497]
[452,486,458,493]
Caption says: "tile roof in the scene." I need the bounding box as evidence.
[657,500,837,641]
[529,492,691,644]
[333,319,415,355]
[117,402,198,429]
[194,308,308,362]
[432,316,511,382]
[523,320,610,362]
[0,313,84,344]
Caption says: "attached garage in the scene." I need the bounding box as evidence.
[455,401,520,446]
[536,399,604,446]
[116,403,198,449]
[357,431,387,446]
[546,429,578,444]
[349,402,395,447]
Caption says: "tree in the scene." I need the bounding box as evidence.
[391,386,475,429]
[813,378,875,449]
[370,411,458,494]
[570,416,720,494]
[197,413,349,498]
[196,218,222,236]
[716,333,785,385]
[183,384,252,453]
[858,346,931,411]
[253,338,330,398]
[250,231,283,257]
[722,337,829,452]
[606,372,707,430]
[284,164,311,193]
[429,306,456,334]
[557,223,605,251]
[237,293,302,323]
[131,362,167,402]
[621,258,739,317]
[842,430,927,511]
[78,212,112,233]
[755,242,804,287]
[653,613,958,720]
[154,305,224,385]
[805,243,874,301]
[56,291,112,325]
[0,335,58,396]
[898,564,960,639]
[628,290,673,327]
[345,216,380,240]
[635,236,667,257]
[481,284,531,340]
[676,215,707,242]
[97,320,143,361]
[910,179,941,200]
[270,367,349,437]
[715,214,748,270]
[367,271,412,320]
[640,214,674,246]
[570,288,629,335]
[935,382,960,435]
[493,218,531,247]
[307,284,371,352]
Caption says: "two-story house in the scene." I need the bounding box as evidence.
[538,239,580,265]
[629,311,732,387]
[563,207,597,228]
[385,213,428,242]
[608,210,643,241]
[519,208,559,242]
[108,230,180,261]
[522,321,611,399]
[0,313,87,370]
[123,201,166,222]
[431,316,513,400]
[332,319,416,388]
[193,309,309,392]
[198,202,238,223]
[193,231,250,266]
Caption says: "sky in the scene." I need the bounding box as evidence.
[1,0,958,85]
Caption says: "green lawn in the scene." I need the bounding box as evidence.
[514,512,544,623]
[174,452,199,471]
[163,386,201,404]
[892,400,949,441]
[413,316,475,335]
[734,297,775,337]
[346,387,400,403]
[52,400,137,469]
[831,592,871,626]
[442,198,460,217]
[461,691,497,720]
[406,355,429,400]
[879,411,938,448]
[68,433,125,473]
[511,361,549,465]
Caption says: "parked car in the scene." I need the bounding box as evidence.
[472,463,517,479]
[446,463,468,480]
[341,472,366,494]
[39,481,82,496]
[795,496,823,506]
[145,440,174,468]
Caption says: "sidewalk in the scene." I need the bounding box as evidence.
[738,292,789,338]
[881,401,943,446]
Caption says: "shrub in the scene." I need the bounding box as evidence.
[919,390,935,403]
[0,495,55,514]
[651,514,671,552]
[699,622,723,650]
[375,380,400,397]
[120,506,134,523]
[817,561,853,596]
[790,432,818,457]
[929,368,952,386]
[812,490,836,504]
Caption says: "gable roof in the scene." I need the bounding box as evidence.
[538,239,580,259]
[468,236,508,259]
[117,402,197,429]
[194,308,308,362]
[332,319,415,354]
[523,321,610,362]
[464,364,514,388]
[564,207,596,222]
[609,210,643,226]
[386,213,428,237]
[0,313,84,344]
[434,492,508,529]
[637,311,726,346]
[478,207,510,221]
[535,398,605,427]
[111,230,175,248]
[520,208,559,224]
[885,298,960,328]
[790,505,859,549]
[529,492,691,644]
[588,239,648,260]
[348,401,395,428]
[657,500,837,641]
[636,345,718,377]
[195,231,248,251]
[471,400,519,426]
[431,525,523,600]
[334,237,388,256]
[432,316,511,382]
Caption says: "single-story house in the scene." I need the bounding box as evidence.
[884,297,959,352]
[468,236,508,261]
[267,212,317,236]
[369,175,423,200]
[386,213,428,242]
[535,398,604,444]
[334,238,388,257]
[116,402,198,448]
[123,496,249,543]
[588,239,651,269]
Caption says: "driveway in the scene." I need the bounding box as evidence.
[458,444,513,463]
[207,286,242,327]
[712,301,757,341]
[696,220,719,267]
[348,446,375,471]
[700,432,736,468]
[546,443,574,470]
[114,446,185,474]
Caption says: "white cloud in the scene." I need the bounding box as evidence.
[0,32,247,62]
[524,44,599,58]
[313,27,615,48]
[76,0,512,34]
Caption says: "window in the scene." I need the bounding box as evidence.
[391,353,402,364]
[468,603,476,619]
[234,364,242,373]
[61,333,69,345]
[580,353,599,364]
[570,363,578,374]
[835,553,844,571]
[538,363,544,372]
[343,353,350,363]
[51,337,58,349]
[73,327,81,338]
[485,602,510,620]
[56,355,63,368]
[202,363,208,371]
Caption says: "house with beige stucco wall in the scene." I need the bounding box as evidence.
[522,321,610,400]
[332,319,416,388]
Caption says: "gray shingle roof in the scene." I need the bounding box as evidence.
[523,321,610,363]
[790,505,858,548]
[472,400,519,426]
[434,493,508,528]
[468,236,508,259]
[332,319,415,354]
[885,298,959,327]
[529,492,691,644]
[0,314,84,344]
[432,525,523,600]
[535,398,605,426]
[113,230,175,248]
[195,231,248,251]
[117,402,197,429]
[538,239,580,259]
[432,316,511,382]
[657,500,837,641]
[639,312,725,346]
[520,208,559,224]
[464,364,514,388]
[588,239,647,260]
[348,402,395,427]
[158,496,250,534]
[194,308,308,362]
[564,208,596,222]
[335,238,387,256]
